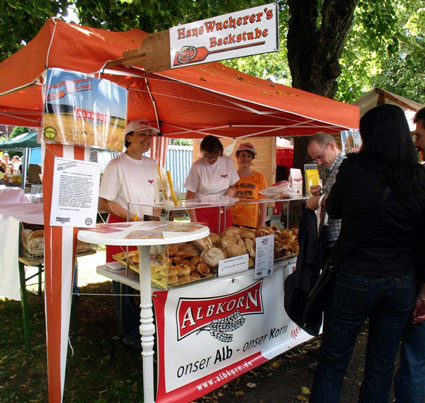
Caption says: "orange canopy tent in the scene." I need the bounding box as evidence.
[0,18,359,137]
[0,18,359,403]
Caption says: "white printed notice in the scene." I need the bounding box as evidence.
[254,234,274,279]
[50,157,100,227]
[218,254,249,277]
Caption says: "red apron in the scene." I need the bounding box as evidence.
[106,215,137,263]
[195,206,233,235]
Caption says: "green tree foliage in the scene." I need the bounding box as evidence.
[75,0,263,33]
[371,3,425,104]
[1,0,423,104]
[337,0,425,104]
[0,0,70,60]
[0,126,28,142]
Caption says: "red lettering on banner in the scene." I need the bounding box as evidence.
[204,21,216,33]
[75,108,108,123]
[178,28,185,40]
[177,281,263,339]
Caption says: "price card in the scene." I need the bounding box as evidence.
[218,254,249,277]
[254,234,274,279]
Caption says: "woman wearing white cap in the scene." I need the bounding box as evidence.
[98,118,159,346]
[231,142,267,228]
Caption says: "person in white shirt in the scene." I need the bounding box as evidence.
[98,118,159,346]
[185,135,239,234]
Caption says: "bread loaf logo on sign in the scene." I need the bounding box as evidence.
[176,281,263,342]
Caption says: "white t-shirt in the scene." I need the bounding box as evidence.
[99,153,157,217]
[184,156,239,198]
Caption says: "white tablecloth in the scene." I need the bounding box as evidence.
[0,187,44,300]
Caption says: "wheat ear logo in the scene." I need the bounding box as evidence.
[197,310,245,342]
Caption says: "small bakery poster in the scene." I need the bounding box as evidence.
[341,129,362,154]
[42,68,127,152]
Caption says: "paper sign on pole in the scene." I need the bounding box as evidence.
[169,3,278,68]
[50,157,100,227]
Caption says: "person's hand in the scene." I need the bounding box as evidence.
[413,284,425,324]
[305,195,320,211]
[225,186,236,197]
[412,297,425,324]
[310,185,322,197]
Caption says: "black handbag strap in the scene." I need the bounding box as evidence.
[330,186,391,267]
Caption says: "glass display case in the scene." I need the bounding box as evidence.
[109,197,305,290]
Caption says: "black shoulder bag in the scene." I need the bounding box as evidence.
[301,187,391,333]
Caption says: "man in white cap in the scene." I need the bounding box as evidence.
[98,118,159,346]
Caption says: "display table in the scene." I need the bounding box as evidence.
[77,221,209,403]
[96,254,312,403]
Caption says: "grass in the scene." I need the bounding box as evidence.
[0,282,146,402]
[0,260,328,403]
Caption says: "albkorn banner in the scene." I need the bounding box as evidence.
[153,258,313,403]
[42,68,127,151]
[169,3,278,68]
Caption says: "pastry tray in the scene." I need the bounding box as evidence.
[112,251,215,290]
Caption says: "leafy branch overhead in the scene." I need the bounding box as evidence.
[1,0,424,105]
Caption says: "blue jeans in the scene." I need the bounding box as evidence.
[310,272,416,403]
[112,281,140,341]
[394,320,425,403]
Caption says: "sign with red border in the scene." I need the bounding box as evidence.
[153,258,313,402]
[169,3,278,68]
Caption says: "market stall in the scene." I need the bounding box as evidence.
[0,130,41,188]
[0,17,359,403]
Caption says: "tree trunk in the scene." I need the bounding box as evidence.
[287,0,359,170]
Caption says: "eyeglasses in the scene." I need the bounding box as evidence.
[312,144,329,162]
[202,153,219,162]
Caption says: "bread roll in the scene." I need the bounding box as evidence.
[176,264,191,276]
[190,272,201,280]
[226,239,247,257]
[208,233,220,245]
[221,233,241,248]
[197,261,210,276]
[244,238,255,258]
[177,274,191,284]
[167,244,178,256]
[241,230,256,240]
[221,226,241,237]
[168,266,178,276]
[168,275,178,285]
[202,247,226,269]
[28,229,44,242]
[179,243,200,256]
